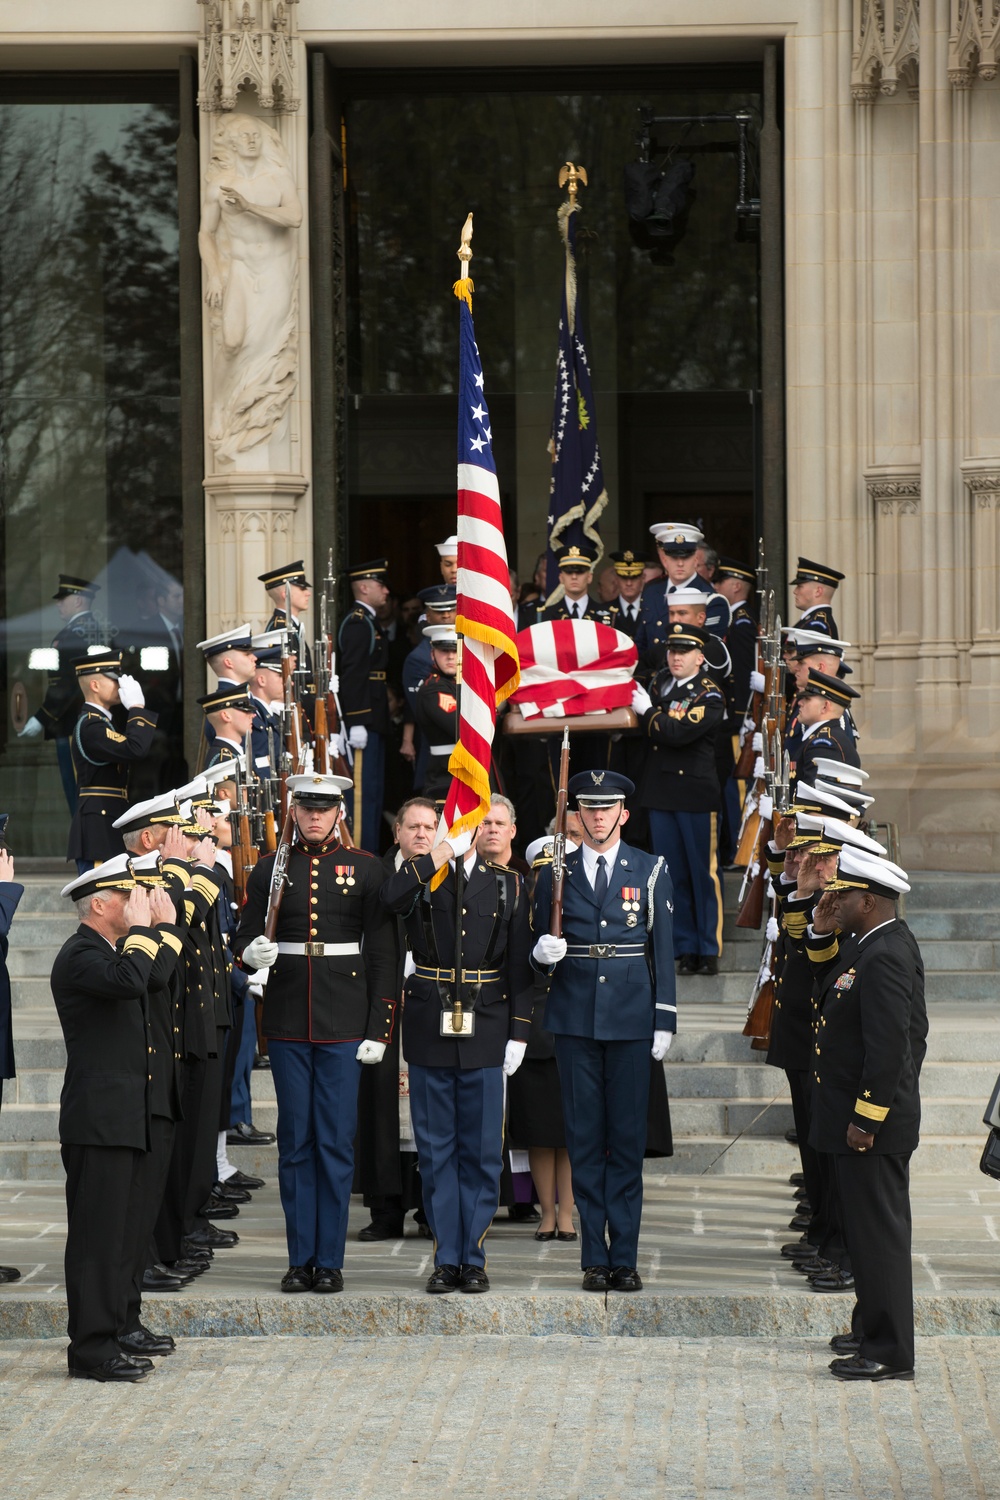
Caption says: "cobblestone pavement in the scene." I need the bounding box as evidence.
[3,1334,1000,1499]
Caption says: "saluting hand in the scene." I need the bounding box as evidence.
[811,890,840,933]
[124,885,151,929]
[149,886,176,924]
[0,851,14,884]
[193,836,217,869]
[162,825,189,862]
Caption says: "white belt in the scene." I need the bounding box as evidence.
[275,941,361,958]
[429,744,456,756]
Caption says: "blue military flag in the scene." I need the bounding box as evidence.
[544,201,610,603]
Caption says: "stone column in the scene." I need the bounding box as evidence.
[197,0,311,644]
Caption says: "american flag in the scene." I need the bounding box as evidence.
[512,620,637,719]
[544,203,610,602]
[435,286,520,867]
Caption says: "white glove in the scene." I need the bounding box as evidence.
[651,1031,673,1061]
[503,1039,527,1077]
[247,979,266,1001]
[445,828,474,858]
[348,725,368,750]
[533,933,568,966]
[765,916,780,943]
[749,669,766,694]
[356,1039,387,1065]
[759,794,774,821]
[17,716,43,739]
[118,674,145,709]
[329,674,340,695]
[331,731,347,760]
[631,684,652,715]
[753,756,765,779]
[242,935,279,970]
[752,731,763,752]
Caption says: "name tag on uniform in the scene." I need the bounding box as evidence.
[834,969,856,991]
[440,1009,476,1037]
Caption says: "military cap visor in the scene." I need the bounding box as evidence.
[558,546,594,570]
[60,863,136,901]
[666,622,711,652]
[288,772,352,807]
[74,649,122,679]
[347,558,389,582]
[198,688,256,715]
[259,561,311,589]
[797,668,860,707]
[53,574,100,600]
[570,770,634,805]
[417,584,457,610]
[714,557,755,584]
[610,550,646,577]
[198,626,255,656]
[790,556,845,587]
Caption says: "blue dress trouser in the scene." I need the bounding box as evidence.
[345,731,385,853]
[229,995,258,1127]
[554,1035,651,1270]
[268,1039,361,1269]
[648,807,723,958]
[407,1064,504,1268]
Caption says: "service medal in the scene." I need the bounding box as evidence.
[622,886,641,913]
[834,968,856,991]
[335,865,351,886]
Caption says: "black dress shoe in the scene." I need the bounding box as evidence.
[252,1054,271,1071]
[141,1268,186,1292]
[313,1267,344,1294]
[789,1172,804,1186]
[227,1169,266,1191]
[780,1239,819,1260]
[784,1127,798,1145]
[557,1229,578,1242]
[677,953,698,974]
[185,1224,239,1249]
[358,1219,405,1242]
[178,1242,214,1262]
[696,956,719,976]
[120,1352,155,1370]
[0,1264,22,1283]
[794,1257,832,1275]
[426,1264,462,1294]
[120,1329,175,1357]
[281,1266,314,1293]
[793,1185,810,1201]
[788,1214,812,1232]
[198,1194,240,1220]
[163,1258,207,1277]
[829,1332,862,1354]
[69,1355,149,1383]
[459,1265,490,1293]
[534,1228,557,1241]
[227,1121,277,1146]
[810,1268,856,1293]
[214,1180,252,1203]
[610,1266,643,1292]
[831,1354,913,1382]
[508,1204,541,1222]
[582,1266,611,1292]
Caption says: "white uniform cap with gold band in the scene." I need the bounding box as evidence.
[813,778,875,810]
[251,629,285,652]
[288,772,352,806]
[812,757,870,785]
[783,626,852,652]
[423,625,459,647]
[525,836,579,867]
[826,845,910,898]
[60,853,136,901]
[649,522,704,547]
[196,624,254,655]
[790,782,858,818]
[435,535,458,558]
[111,790,185,832]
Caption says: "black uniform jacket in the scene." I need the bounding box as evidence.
[0,880,24,1082]
[265,607,315,686]
[764,874,819,1073]
[50,923,166,1150]
[725,600,758,725]
[807,919,927,1155]
[795,605,839,638]
[145,924,186,1122]
[413,671,457,800]
[67,703,159,862]
[637,670,726,813]
[535,596,614,627]
[37,610,102,738]
[380,852,533,1071]
[337,603,389,735]
[236,839,397,1045]
[793,718,860,788]
[607,599,641,639]
[160,859,228,1059]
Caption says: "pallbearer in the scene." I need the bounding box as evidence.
[235,773,396,1293]
[531,771,676,1294]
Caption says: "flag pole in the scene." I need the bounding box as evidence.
[450,215,474,1035]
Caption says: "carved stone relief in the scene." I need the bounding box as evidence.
[948,0,1000,85]
[852,0,921,102]
[198,0,300,113]
[962,463,1000,639]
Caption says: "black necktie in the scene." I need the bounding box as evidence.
[594,854,608,903]
[570,602,579,619]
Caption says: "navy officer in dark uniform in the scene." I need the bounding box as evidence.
[631,624,727,975]
[235,773,397,1294]
[67,649,159,874]
[792,669,861,789]
[18,574,104,813]
[531,771,676,1293]
[380,820,533,1293]
[338,559,391,852]
[790,556,845,638]
[807,847,926,1381]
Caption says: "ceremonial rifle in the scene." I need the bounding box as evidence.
[279,584,306,815]
[314,550,357,849]
[263,801,296,943]
[733,539,769,781]
[229,754,257,904]
[550,726,571,937]
[742,744,790,1048]
[736,612,785,928]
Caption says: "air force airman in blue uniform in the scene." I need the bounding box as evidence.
[531,771,676,1293]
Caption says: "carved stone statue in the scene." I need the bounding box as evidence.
[198,113,303,466]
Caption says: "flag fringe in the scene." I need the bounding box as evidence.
[453,277,475,308]
[454,615,522,703]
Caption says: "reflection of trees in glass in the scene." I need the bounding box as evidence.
[347,88,759,399]
[0,101,181,617]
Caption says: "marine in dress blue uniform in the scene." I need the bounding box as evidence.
[412,626,459,803]
[338,559,391,853]
[531,772,676,1292]
[632,624,727,973]
[790,556,845,639]
[380,831,533,1293]
[235,773,397,1293]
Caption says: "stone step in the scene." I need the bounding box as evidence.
[902,876,1000,912]
[0,1139,280,1182]
[655,1135,988,1175]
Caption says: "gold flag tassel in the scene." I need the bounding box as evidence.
[453,212,474,307]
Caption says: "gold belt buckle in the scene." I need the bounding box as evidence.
[304,941,325,957]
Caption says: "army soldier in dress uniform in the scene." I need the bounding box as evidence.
[260,560,314,686]
[67,649,158,874]
[636,524,730,663]
[235,773,397,1294]
[18,574,104,813]
[806,847,926,1381]
[379,822,533,1294]
[792,670,862,789]
[535,545,613,625]
[246,632,286,776]
[790,557,845,638]
[606,551,647,638]
[338,559,391,853]
[198,686,257,771]
[531,771,676,1293]
[631,624,727,975]
[412,626,459,803]
[197,624,257,753]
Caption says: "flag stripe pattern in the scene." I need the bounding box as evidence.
[512,620,637,719]
[435,295,520,864]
